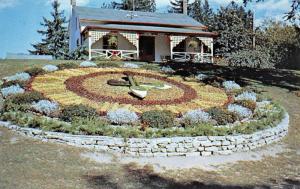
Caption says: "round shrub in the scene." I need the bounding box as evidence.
[1,80,29,88]
[6,91,44,104]
[222,81,241,91]
[235,91,257,102]
[182,109,211,125]
[235,100,256,112]
[32,100,59,116]
[123,63,140,69]
[1,85,25,98]
[57,62,79,70]
[97,62,121,68]
[207,107,239,125]
[42,65,59,72]
[227,104,252,119]
[107,108,139,125]
[80,61,97,67]
[141,110,175,129]
[25,67,46,76]
[3,72,31,82]
[59,104,98,122]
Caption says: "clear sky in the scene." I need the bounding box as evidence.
[0,0,291,58]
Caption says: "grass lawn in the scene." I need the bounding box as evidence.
[0,60,299,189]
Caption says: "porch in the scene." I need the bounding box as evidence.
[85,30,214,63]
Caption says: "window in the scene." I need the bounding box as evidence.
[103,35,118,49]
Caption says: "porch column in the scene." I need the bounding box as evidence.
[136,34,140,60]
[200,42,204,63]
[170,36,173,60]
[88,33,92,60]
[211,38,214,63]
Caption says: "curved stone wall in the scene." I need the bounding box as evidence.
[0,113,289,157]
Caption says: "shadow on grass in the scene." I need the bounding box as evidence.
[83,164,300,189]
[164,63,300,91]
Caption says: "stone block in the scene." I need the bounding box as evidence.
[185,152,201,157]
[205,146,219,152]
[201,151,212,156]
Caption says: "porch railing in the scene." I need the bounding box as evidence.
[91,49,138,60]
[172,52,213,63]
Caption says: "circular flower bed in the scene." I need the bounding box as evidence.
[30,68,228,114]
[0,62,287,142]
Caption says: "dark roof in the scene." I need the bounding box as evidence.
[81,23,216,36]
[74,6,205,28]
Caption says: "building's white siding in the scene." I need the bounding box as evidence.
[69,9,81,52]
[155,35,171,62]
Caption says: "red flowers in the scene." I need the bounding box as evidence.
[65,71,198,106]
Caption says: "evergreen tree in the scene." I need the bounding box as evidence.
[29,1,69,59]
[168,0,191,14]
[213,2,253,56]
[189,0,214,30]
[111,0,156,12]
[189,0,203,21]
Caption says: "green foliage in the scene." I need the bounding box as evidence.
[140,63,161,71]
[2,99,31,113]
[207,107,239,125]
[59,104,98,122]
[25,67,46,76]
[112,0,156,12]
[57,62,79,70]
[226,49,272,68]
[29,1,69,59]
[235,100,256,112]
[213,2,253,56]
[7,91,45,104]
[67,46,88,60]
[1,80,29,88]
[96,61,122,68]
[141,110,175,129]
[190,0,214,30]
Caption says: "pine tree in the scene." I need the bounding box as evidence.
[190,0,203,22]
[168,0,191,14]
[201,0,214,29]
[29,1,69,59]
[111,0,156,12]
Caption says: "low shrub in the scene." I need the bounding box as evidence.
[235,91,257,102]
[59,104,98,122]
[7,91,44,104]
[182,109,211,125]
[97,61,121,68]
[80,61,97,67]
[42,65,59,72]
[1,80,29,88]
[1,85,25,98]
[2,99,31,113]
[227,104,252,119]
[3,72,31,82]
[107,108,139,125]
[123,63,140,69]
[235,100,256,112]
[57,62,79,70]
[141,110,175,129]
[207,107,239,125]
[32,100,59,116]
[25,67,45,76]
[140,64,160,71]
[222,81,241,91]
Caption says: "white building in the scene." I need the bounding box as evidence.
[69,0,217,63]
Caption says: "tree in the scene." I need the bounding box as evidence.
[29,1,69,59]
[189,0,203,22]
[168,0,191,14]
[110,0,156,12]
[212,2,253,56]
[190,0,214,30]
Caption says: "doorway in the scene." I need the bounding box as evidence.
[139,36,155,62]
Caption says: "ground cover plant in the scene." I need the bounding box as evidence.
[0,61,286,138]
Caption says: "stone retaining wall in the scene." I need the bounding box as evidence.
[0,113,289,157]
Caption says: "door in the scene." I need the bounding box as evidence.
[139,36,155,62]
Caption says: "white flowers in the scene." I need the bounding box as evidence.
[32,100,59,115]
[3,72,31,82]
[195,73,208,81]
[80,61,97,67]
[1,85,25,98]
[42,65,59,72]
[228,104,252,119]
[182,109,211,124]
[123,63,140,69]
[235,91,257,102]
[222,81,241,91]
[107,108,139,124]
[161,66,175,73]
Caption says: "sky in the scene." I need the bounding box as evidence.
[0,0,292,58]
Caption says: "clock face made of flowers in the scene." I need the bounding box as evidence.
[30,68,228,114]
